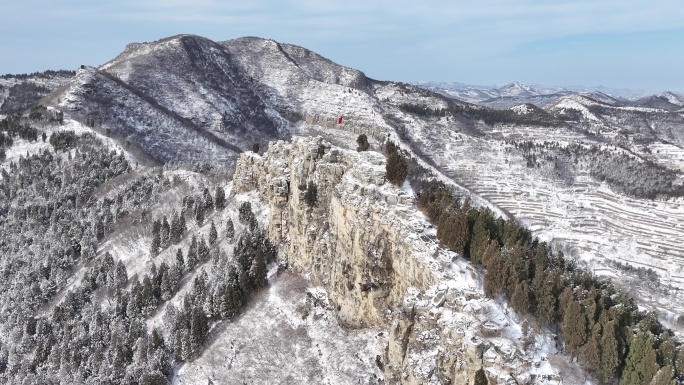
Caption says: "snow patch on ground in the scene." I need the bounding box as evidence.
[511,104,534,115]
[172,272,385,385]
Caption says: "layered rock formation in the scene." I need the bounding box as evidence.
[233,136,576,384]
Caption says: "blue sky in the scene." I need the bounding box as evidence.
[2,0,683,93]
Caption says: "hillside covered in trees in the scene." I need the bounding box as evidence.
[0,115,276,384]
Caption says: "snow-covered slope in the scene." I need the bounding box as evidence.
[414,81,569,104]
[633,92,684,111]
[0,71,72,113]
[46,35,285,164]
[497,82,537,98]
[220,37,388,132]
[545,93,684,148]
[12,33,684,379]
[174,272,385,385]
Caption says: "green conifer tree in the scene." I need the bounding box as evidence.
[186,237,198,271]
[623,331,659,385]
[562,299,587,358]
[175,248,185,273]
[599,320,621,383]
[214,186,225,210]
[226,219,235,241]
[469,210,491,264]
[581,322,602,373]
[209,221,218,246]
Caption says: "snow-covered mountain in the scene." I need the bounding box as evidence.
[415,81,572,104]
[3,34,684,385]
[0,71,73,114]
[415,81,681,111]
[545,93,684,146]
[632,91,684,111]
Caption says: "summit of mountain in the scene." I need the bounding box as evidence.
[632,91,684,111]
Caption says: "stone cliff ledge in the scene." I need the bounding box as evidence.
[233,136,576,385]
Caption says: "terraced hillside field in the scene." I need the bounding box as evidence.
[379,111,684,330]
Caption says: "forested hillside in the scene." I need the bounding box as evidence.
[0,117,276,384]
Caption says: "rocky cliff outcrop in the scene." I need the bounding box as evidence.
[233,136,573,385]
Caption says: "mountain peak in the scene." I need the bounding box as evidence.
[655,91,684,106]
[496,82,537,97]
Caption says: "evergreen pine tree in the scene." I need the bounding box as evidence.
[160,216,170,249]
[599,320,621,384]
[658,336,676,369]
[483,242,503,298]
[168,264,181,293]
[95,218,105,241]
[141,275,156,314]
[214,186,225,210]
[203,187,213,212]
[623,331,659,385]
[114,261,128,289]
[190,308,208,356]
[194,202,205,226]
[198,237,209,262]
[171,212,181,244]
[172,330,184,362]
[510,281,531,315]
[469,210,491,264]
[649,365,675,385]
[186,237,199,271]
[238,202,254,225]
[562,299,587,358]
[150,230,161,257]
[209,221,218,246]
[179,213,186,235]
[581,322,602,373]
[385,151,408,186]
[558,287,574,321]
[226,219,235,241]
[160,267,171,301]
[674,348,684,380]
[175,248,185,274]
[250,249,268,289]
[533,269,558,325]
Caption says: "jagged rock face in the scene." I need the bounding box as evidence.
[234,137,436,328]
[233,137,533,385]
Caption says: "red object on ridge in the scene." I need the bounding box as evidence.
[338,116,343,124]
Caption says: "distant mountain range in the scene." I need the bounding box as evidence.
[414,81,684,109]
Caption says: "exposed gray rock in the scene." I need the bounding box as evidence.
[233,136,577,384]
